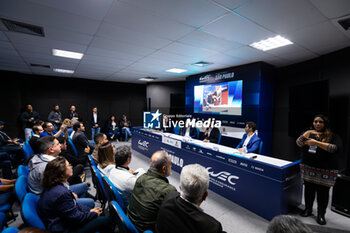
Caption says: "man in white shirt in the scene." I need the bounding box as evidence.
[109,145,145,206]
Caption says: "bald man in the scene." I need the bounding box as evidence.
[127,151,176,232]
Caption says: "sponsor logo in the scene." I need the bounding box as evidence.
[206,167,239,185]
[138,140,149,148]
[143,109,161,129]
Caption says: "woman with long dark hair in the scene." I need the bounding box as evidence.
[38,157,113,233]
[296,114,341,225]
[105,115,119,141]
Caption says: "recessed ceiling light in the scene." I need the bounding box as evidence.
[192,61,213,67]
[166,68,187,73]
[250,35,293,51]
[139,77,157,82]
[53,68,74,74]
[52,49,84,60]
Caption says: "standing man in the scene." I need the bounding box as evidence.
[90,107,101,140]
[48,104,62,131]
[29,125,44,154]
[127,151,176,232]
[120,114,132,141]
[20,104,40,141]
[72,122,91,164]
[236,121,261,153]
[69,105,79,124]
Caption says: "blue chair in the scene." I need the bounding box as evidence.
[102,176,126,212]
[0,212,6,231]
[1,227,20,233]
[109,201,138,233]
[88,154,97,167]
[258,140,263,154]
[17,165,29,177]
[20,193,46,229]
[173,126,181,135]
[23,141,34,160]
[217,132,222,144]
[195,128,200,139]
[15,175,28,203]
[91,166,107,209]
[68,137,78,157]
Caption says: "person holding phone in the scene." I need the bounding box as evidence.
[296,114,341,225]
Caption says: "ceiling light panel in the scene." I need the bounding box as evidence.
[52,49,84,59]
[250,36,293,51]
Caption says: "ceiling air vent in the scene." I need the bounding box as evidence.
[30,63,51,69]
[1,18,45,37]
[338,17,350,30]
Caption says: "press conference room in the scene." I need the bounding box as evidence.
[1,1,350,233]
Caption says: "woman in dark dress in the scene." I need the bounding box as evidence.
[296,114,340,225]
[38,157,113,233]
[105,115,119,141]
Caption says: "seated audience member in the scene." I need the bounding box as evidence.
[156,164,225,233]
[72,122,91,164]
[236,121,261,153]
[0,120,25,165]
[20,104,40,141]
[120,114,132,141]
[203,119,220,144]
[91,133,108,163]
[109,145,145,206]
[48,104,62,131]
[62,118,74,137]
[90,107,101,141]
[0,152,13,179]
[0,178,16,213]
[29,125,44,154]
[27,136,93,208]
[97,142,115,176]
[266,215,313,233]
[105,115,119,141]
[57,137,85,184]
[40,122,66,138]
[38,157,113,233]
[127,151,176,232]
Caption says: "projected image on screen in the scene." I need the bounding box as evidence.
[194,80,242,115]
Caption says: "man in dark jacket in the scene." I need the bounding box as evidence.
[29,125,44,154]
[20,104,40,141]
[72,122,91,164]
[156,164,225,233]
[48,104,62,131]
[127,151,176,232]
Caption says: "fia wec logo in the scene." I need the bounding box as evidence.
[206,167,239,185]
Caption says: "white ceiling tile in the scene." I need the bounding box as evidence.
[0,41,14,50]
[44,27,93,45]
[146,51,199,64]
[96,23,172,50]
[203,53,248,67]
[120,0,228,28]
[27,0,114,21]
[136,57,184,68]
[225,46,279,62]
[310,0,350,19]
[85,47,142,62]
[90,37,156,57]
[235,0,328,34]
[178,30,244,53]
[162,42,219,59]
[209,0,250,10]
[201,12,275,44]
[0,48,20,57]
[0,0,100,35]
[104,1,195,40]
[81,54,134,67]
[285,21,349,55]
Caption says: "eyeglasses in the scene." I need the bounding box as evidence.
[314,120,324,124]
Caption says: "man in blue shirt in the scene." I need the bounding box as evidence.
[236,122,261,153]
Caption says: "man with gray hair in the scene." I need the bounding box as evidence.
[127,150,176,232]
[156,164,225,233]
